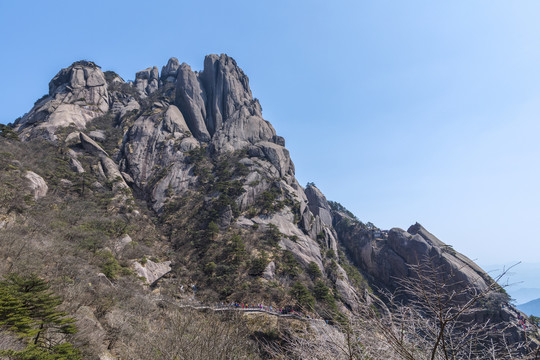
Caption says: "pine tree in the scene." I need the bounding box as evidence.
[290,281,315,309]
[0,274,80,359]
[0,286,33,336]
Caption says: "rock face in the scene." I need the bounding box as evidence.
[305,185,333,227]
[332,212,491,294]
[118,104,197,210]
[173,54,285,155]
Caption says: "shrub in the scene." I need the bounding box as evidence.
[104,70,120,83]
[99,251,121,279]
[0,124,19,141]
[228,235,247,264]
[279,250,300,278]
[249,252,268,276]
[290,282,314,309]
[204,262,217,276]
[307,261,322,279]
[206,221,219,240]
[328,200,359,221]
[71,60,100,68]
[313,280,334,305]
[264,224,282,246]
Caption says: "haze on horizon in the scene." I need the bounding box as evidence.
[1,0,539,264]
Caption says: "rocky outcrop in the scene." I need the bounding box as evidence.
[80,132,108,157]
[135,66,159,95]
[161,57,180,84]
[175,63,211,141]
[172,54,288,161]
[48,61,109,113]
[78,132,131,202]
[201,54,261,135]
[24,171,48,200]
[133,259,172,286]
[15,61,109,141]
[407,223,489,282]
[332,212,490,294]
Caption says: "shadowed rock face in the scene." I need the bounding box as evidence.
[332,211,491,294]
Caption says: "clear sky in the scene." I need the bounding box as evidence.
[1,1,539,264]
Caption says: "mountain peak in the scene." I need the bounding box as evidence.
[14,60,109,141]
[3,55,534,357]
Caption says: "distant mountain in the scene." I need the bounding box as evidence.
[480,262,540,304]
[518,298,540,317]
[510,287,540,305]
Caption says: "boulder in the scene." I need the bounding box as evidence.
[80,132,108,157]
[117,99,141,120]
[59,179,73,187]
[132,259,172,286]
[70,157,85,173]
[74,306,115,360]
[65,131,81,146]
[24,171,48,200]
[113,234,133,253]
[262,261,276,280]
[89,130,106,142]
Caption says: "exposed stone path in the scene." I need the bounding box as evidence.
[156,297,325,322]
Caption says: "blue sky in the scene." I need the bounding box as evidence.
[1,1,540,265]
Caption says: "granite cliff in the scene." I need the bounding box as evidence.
[2,55,536,358]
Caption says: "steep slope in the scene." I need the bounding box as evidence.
[2,55,537,358]
[11,56,362,310]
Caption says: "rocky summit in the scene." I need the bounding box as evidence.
[1,55,538,359]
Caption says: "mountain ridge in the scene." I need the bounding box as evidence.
[519,298,540,317]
